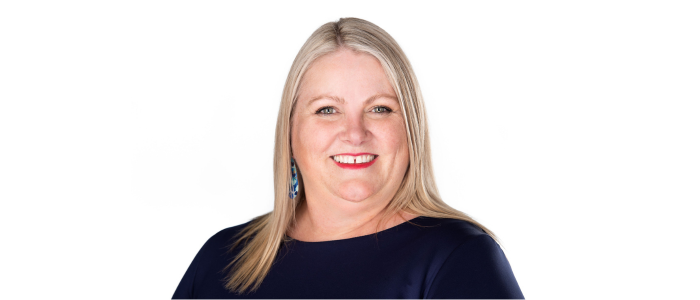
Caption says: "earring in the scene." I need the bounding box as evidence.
[289,158,299,199]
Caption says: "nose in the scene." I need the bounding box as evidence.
[340,113,370,146]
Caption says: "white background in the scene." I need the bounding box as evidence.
[1,1,698,299]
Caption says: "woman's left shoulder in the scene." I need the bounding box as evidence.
[415,218,524,299]
[411,217,492,246]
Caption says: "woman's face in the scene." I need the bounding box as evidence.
[291,48,409,206]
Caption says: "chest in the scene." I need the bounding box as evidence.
[196,240,441,298]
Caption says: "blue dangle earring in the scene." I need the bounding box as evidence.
[289,158,299,199]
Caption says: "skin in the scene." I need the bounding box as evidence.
[288,48,416,242]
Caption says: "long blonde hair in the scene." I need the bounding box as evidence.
[224,17,496,294]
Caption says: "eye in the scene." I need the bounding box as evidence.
[315,106,336,115]
[371,106,393,114]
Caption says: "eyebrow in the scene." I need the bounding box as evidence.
[307,93,398,106]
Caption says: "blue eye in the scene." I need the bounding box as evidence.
[372,106,392,113]
[316,106,336,114]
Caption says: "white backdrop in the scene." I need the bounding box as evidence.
[1,1,698,299]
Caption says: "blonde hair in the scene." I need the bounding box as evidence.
[224,17,496,294]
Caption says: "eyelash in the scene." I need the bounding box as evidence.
[372,106,392,114]
[316,106,336,114]
[315,106,393,115]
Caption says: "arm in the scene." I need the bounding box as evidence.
[425,234,524,299]
[172,248,201,299]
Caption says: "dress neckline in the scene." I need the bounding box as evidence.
[285,215,429,244]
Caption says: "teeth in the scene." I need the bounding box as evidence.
[333,155,376,164]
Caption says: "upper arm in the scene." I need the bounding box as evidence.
[172,247,201,299]
[172,229,228,299]
[425,234,524,299]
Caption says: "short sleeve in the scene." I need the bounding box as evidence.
[425,234,524,299]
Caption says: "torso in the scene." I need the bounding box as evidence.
[172,216,524,299]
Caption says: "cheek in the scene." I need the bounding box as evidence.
[373,120,408,155]
[293,118,338,158]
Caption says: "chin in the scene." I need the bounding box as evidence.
[337,182,375,203]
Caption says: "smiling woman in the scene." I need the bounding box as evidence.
[290,48,411,223]
[173,17,523,299]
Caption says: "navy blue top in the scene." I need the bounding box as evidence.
[173,216,523,299]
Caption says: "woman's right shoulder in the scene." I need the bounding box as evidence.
[198,220,256,255]
[173,220,260,299]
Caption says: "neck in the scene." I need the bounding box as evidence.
[288,196,415,242]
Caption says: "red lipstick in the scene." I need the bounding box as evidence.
[331,153,378,170]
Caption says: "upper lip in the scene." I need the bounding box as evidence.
[330,153,378,157]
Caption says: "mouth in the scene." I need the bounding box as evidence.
[330,153,378,169]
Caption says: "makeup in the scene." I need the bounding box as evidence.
[331,153,378,170]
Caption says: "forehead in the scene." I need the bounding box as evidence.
[297,49,396,101]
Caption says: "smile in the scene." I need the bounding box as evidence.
[331,153,378,169]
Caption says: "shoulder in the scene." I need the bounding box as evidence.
[408,217,490,247]
[413,218,524,298]
[184,219,258,277]
[198,220,254,256]
[173,220,256,299]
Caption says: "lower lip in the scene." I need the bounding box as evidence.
[333,157,377,169]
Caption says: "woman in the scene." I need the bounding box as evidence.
[173,18,523,299]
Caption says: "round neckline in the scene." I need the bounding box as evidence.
[285,216,428,244]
